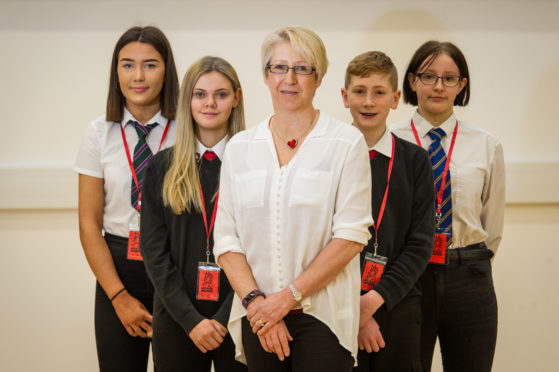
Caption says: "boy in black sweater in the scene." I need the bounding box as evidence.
[341,51,435,371]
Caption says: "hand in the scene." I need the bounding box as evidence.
[359,290,384,328]
[188,319,227,353]
[258,320,293,361]
[358,317,385,353]
[247,289,294,335]
[112,291,153,338]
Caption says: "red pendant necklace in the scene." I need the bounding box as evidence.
[271,110,317,149]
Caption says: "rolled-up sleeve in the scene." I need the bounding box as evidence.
[332,135,374,245]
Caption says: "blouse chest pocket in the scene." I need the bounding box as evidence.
[235,170,267,209]
[289,169,332,209]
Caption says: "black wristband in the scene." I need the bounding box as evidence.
[110,288,126,302]
[242,290,265,309]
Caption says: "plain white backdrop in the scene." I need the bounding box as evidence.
[0,1,558,371]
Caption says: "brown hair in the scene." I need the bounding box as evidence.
[106,26,179,122]
[344,51,398,91]
[403,40,470,106]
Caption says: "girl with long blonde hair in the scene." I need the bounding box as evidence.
[139,56,247,372]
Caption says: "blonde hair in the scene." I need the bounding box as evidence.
[344,51,398,91]
[162,56,245,214]
[261,26,329,82]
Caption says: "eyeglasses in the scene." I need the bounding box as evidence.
[267,64,316,75]
[416,73,462,87]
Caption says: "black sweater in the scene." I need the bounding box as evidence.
[362,134,435,310]
[140,148,233,334]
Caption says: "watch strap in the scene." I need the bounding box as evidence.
[242,289,265,309]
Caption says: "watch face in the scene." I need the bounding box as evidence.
[290,284,302,302]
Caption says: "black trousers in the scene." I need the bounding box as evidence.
[354,295,422,372]
[420,252,497,372]
[152,320,247,372]
[242,313,353,372]
[94,233,154,372]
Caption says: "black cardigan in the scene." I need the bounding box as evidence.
[362,134,436,310]
[140,148,233,334]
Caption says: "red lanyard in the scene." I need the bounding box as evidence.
[199,183,219,263]
[120,119,171,211]
[371,134,395,256]
[410,119,458,218]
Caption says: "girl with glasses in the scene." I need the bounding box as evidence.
[391,40,505,372]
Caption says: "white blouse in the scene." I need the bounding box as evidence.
[74,108,176,237]
[390,111,505,254]
[214,112,373,364]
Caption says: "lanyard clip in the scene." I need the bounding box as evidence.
[373,231,379,257]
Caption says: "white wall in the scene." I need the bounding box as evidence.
[1,1,558,371]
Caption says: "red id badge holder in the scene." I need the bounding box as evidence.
[361,252,388,292]
[127,213,143,261]
[197,262,220,301]
[429,231,449,264]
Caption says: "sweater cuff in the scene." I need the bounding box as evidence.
[372,282,395,311]
[212,292,234,328]
[181,312,206,335]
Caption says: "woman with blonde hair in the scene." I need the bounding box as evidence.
[140,56,247,372]
[214,27,373,371]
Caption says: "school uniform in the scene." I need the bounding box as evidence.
[355,130,435,372]
[74,109,176,372]
[139,137,246,372]
[391,111,505,372]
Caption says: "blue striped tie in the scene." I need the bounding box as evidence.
[428,128,452,243]
[130,120,157,209]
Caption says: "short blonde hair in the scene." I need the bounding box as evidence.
[344,51,398,91]
[261,26,329,82]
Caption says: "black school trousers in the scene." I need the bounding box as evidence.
[152,317,247,372]
[419,248,497,372]
[94,233,154,372]
[242,312,353,372]
[354,295,422,372]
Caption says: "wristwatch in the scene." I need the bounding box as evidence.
[242,289,265,309]
[288,284,302,303]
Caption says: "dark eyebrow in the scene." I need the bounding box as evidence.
[119,58,161,63]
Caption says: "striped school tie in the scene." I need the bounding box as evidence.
[428,127,452,242]
[130,120,157,209]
